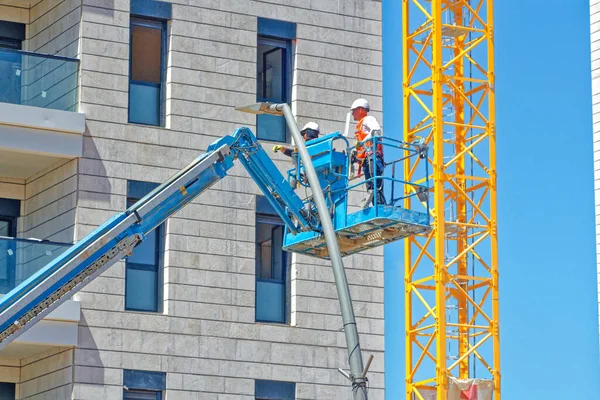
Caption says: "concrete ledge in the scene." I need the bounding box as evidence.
[0,103,85,179]
[15,319,78,347]
[0,102,85,134]
[0,124,83,158]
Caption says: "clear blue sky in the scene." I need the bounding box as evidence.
[382,1,600,398]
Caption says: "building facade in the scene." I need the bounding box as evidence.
[0,0,384,399]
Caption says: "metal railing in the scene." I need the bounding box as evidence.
[348,135,431,210]
[0,48,80,112]
[287,133,431,220]
[0,237,71,295]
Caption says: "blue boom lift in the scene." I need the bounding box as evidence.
[282,130,430,259]
[0,103,430,399]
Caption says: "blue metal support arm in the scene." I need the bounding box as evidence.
[0,127,308,350]
[223,128,313,232]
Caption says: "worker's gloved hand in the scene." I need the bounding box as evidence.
[273,145,282,153]
[349,149,358,165]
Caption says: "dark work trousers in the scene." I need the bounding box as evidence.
[362,153,386,206]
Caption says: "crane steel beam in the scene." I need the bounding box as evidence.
[402,0,499,398]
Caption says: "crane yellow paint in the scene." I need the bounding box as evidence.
[403,0,499,398]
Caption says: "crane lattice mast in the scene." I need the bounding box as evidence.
[402,0,499,398]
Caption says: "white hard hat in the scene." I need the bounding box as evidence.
[301,121,320,133]
[350,98,370,111]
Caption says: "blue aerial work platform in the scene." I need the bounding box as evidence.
[282,132,431,259]
[0,106,430,398]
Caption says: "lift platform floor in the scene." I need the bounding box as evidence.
[283,205,431,259]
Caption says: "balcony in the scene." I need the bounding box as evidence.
[0,49,85,180]
[0,237,80,359]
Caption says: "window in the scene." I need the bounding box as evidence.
[255,213,289,323]
[129,18,165,126]
[123,370,165,400]
[255,380,295,400]
[0,198,19,295]
[124,390,161,400]
[0,382,15,400]
[125,181,163,312]
[0,37,20,49]
[256,18,296,143]
[0,21,24,105]
[257,39,288,142]
[123,390,162,400]
[0,217,16,293]
[0,218,14,236]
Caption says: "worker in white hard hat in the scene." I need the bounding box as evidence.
[350,98,386,208]
[272,122,320,157]
[273,122,320,186]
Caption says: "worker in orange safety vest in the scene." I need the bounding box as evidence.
[350,98,386,208]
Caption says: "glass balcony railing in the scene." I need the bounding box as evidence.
[0,48,79,112]
[0,237,71,295]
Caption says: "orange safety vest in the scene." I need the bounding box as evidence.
[355,117,383,160]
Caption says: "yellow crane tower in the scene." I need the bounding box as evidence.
[402,0,499,399]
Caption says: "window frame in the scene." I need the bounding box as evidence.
[0,35,22,106]
[255,213,290,324]
[128,17,167,127]
[256,35,292,143]
[255,379,296,400]
[0,20,25,50]
[123,388,162,400]
[124,194,164,313]
[0,37,21,49]
[255,213,288,284]
[0,216,17,293]
[0,382,15,399]
[0,216,17,237]
[0,198,19,295]
[123,369,165,399]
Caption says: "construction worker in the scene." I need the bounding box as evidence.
[272,122,320,157]
[272,122,320,186]
[350,98,386,208]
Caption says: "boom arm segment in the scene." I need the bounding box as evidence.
[0,127,307,349]
[222,128,313,232]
